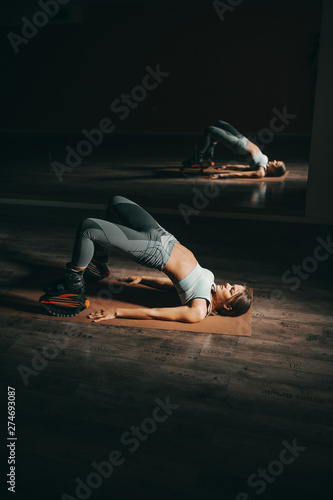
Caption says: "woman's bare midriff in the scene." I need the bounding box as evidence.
[163,243,198,284]
[246,141,260,158]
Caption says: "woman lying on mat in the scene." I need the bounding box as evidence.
[183,119,286,179]
[40,196,251,322]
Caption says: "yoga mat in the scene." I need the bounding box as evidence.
[0,267,252,336]
[157,167,289,182]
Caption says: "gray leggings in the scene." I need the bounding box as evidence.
[71,196,178,271]
[199,120,249,155]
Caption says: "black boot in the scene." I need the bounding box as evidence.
[85,258,110,281]
[43,263,86,295]
[84,244,110,281]
[203,144,215,166]
[182,152,204,168]
[202,153,215,166]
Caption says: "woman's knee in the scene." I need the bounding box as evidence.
[110,195,134,208]
[111,195,124,205]
[205,125,217,135]
[77,218,100,235]
[205,126,221,142]
[109,195,139,217]
[215,120,228,128]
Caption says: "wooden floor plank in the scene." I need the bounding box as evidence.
[0,203,332,500]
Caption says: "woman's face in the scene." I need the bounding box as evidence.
[216,283,245,308]
[267,160,284,175]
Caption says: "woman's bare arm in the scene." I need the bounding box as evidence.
[118,275,174,290]
[118,305,205,323]
[209,169,265,179]
[88,303,206,323]
[141,276,174,290]
[220,164,251,170]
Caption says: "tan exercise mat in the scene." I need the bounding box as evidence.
[0,267,252,336]
[158,166,289,182]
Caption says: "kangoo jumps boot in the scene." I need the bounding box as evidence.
[42,263,86,295]
[85,258,110,282]
[202,152,215,167]
[182,153,204,168]
[39,264,89,317]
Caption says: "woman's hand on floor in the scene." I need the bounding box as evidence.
[117,276,142,285]
[88,309,117,322]
[207,173,228,180]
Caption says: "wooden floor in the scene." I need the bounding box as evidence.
[0,133,309,216]
[0,202,332,500]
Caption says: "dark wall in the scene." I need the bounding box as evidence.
[306,0,333,222]
[0,0,322,132]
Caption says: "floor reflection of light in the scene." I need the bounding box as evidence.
[249,183,268,207]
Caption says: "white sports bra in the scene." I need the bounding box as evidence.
[174,263,216,317]
[250,152,269,172]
